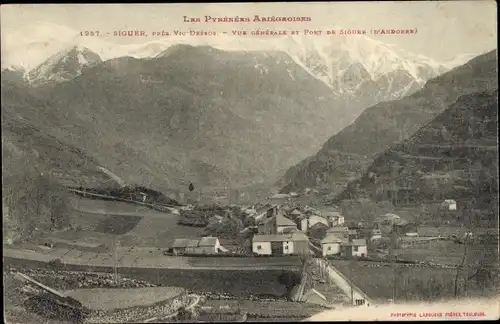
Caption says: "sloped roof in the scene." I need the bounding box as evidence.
[442,199,457,204]
[290,209,303,216]
[281,227,299,234]
[172,238,190,248]
[254,204,273,215]
[186,239,200,248]
[276,214,297,227]
[327,226,349,233]
[322,211,343,218]
[253,232,308,243]
[198,237,219,247]
[310,222,329,231]
[290,232,309,241]
[308,215,328,227]
[321,234,343,244]
[348,239,367,246]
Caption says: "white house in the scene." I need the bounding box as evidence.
[185,239,200,254]
[194,236,221,254]
[320,234,343,257]
[252,232,309,256]
[341,239,368,258]
[322,211,345,227]
[308,215,329,228]
[299,216,308,232]
[172,238,190,255]
[442,199,457,211]
[326,227,350,243]
[370,229,382,241]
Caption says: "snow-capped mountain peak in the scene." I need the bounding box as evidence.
[26,45,102,86]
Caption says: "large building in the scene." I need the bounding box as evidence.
[252,232,309,256]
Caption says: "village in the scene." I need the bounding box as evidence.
[169,194,470,260]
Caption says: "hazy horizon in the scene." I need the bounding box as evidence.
[1,2,497,64]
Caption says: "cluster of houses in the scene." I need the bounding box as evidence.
[246,204,368,258]
[170,200,428,258]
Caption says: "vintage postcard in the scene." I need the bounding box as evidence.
[1,1,498,323]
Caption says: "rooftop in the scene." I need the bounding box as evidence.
[327,227,349,233]
[322,211,343,218]
[263,214,297,227]
[277,214,297,227]
[344,239,367,246]
[321,234,343,244]
[198,236,219,247]
[187,239,200,248]
[172,238,191,248]
[253,232,309,243]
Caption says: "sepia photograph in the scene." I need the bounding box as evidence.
[1,1,498,323]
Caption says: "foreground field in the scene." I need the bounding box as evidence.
[332,260,498,303]
[394,240,498,266]
[64,287,185,310]
[202,299,326,318]
[4,256,295,297]
[59,196,203,247]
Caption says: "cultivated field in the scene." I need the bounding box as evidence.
[64,287,185,310]
[45,196,204,249]
[332,260,498,303]
[394,240,498,266]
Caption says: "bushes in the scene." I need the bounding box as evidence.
[47,259,63,272]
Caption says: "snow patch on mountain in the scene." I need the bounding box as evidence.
[5,21,487,103]
[26,46,102,86]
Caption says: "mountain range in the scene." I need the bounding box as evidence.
[2,22,495,200]
[280,50,498,196]
[2,22,475,106]
[2,44,354,196]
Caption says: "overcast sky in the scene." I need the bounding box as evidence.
[1,1,497,61]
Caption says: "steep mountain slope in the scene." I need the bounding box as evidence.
[2,79,120,244]
[1,81,118,188]
[337,90,498,216]
[280,49,498,193]
[2,45,358,195]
